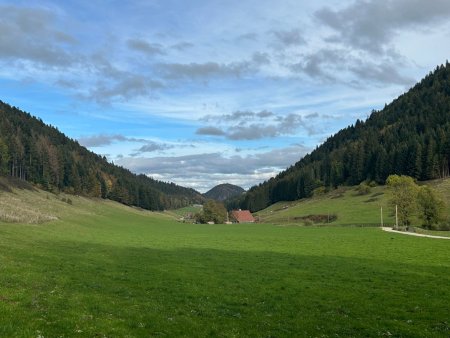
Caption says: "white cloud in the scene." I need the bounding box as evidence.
[116,144,310,192]
[78,134,128,147]
[270,28,306,47]
[127,38,166,56]
[197,110,320,140]
[0,5,78,67]
[315,0,450,55]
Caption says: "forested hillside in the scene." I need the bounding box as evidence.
[238,62,450,212]
[0,102,203,210]
[203,183,245,201]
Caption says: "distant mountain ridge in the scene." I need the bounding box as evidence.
[203,183,245,201]
[0,101,204,210]
[235,62,450,212]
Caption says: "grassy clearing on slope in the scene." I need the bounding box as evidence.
[256,179,450,228]
[0,179,169,225]
[257,185,394,226]
[165,205,203,220]
[0,188,449,337]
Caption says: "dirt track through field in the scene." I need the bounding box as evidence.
[381,227,450,239]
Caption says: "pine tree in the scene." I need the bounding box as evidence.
[0,138,9,175]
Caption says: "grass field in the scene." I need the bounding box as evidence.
[165,205,203,220]
[1,184,449,337]
[256,180,450,228]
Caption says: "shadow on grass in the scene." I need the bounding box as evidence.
[1,238,449,337]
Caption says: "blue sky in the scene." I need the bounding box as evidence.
[1,0,450,192]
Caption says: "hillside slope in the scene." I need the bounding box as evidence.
[0,102,203,210]
[0,176,171,224]
[255,179,450,229]
[203,183,245,201]
[239,63,450,211]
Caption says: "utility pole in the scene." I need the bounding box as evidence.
[380,206,383,227]
[395,205,398,229]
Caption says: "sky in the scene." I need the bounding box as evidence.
[1,0,450,192]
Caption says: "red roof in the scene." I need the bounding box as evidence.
[231,210,255,223]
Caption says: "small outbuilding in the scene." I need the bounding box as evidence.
[230,209,255,223]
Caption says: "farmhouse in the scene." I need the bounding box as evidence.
[230,209,255,223]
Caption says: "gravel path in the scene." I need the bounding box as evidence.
[381,227,450,240]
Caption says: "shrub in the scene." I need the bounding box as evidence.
[435,218,450,231]
[356,182,371,195]
[303,219,314,226]
[417,186,445,229]
[295,214,337,224]
[313,186,327,197]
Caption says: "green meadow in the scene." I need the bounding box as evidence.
[165,205,203,220]
[0,187,449,337]
[256,185,393,226]
[256,180,450,228]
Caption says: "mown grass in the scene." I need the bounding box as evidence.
[0,185,449,337]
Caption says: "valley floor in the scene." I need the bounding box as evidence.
[0,186,449,337]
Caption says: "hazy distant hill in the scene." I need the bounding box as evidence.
[237,62,450,212]
[0,101,204,210]
[203,183,245,201]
